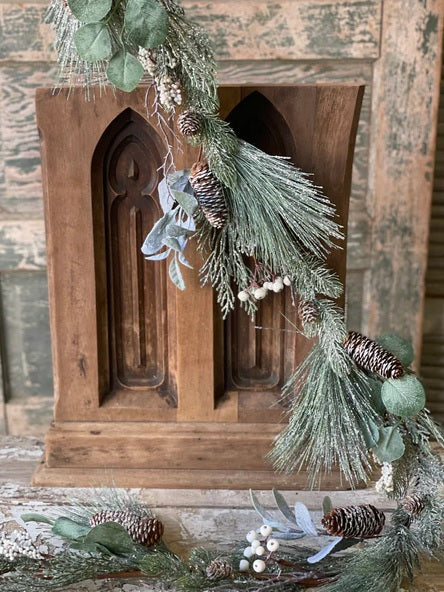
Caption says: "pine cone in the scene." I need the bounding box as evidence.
[89,510,164,547]
[178,111,201,136]
[401,494,426,517]
[298,299,319,324]
[343,331,404,379]
[205,559,233,580]
[189,161,228,229]
[322,504,385,538]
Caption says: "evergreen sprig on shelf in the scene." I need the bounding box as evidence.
[1,483,443,592]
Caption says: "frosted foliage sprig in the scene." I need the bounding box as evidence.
[45,0,108,91]
[0,531,41,562]
[229,142,342,260]
[375,462,394,494]
[270,345,379,488]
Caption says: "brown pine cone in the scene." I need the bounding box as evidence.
[401,494,426,517]
[322,504,386,538]
[343,331,404,379]
[89,510,164,546]
[205,559,233,580]
[189,161,228,229]
[298,299,319,324]
[178,110,201,136]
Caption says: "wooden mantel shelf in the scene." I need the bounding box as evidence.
[0,436,442,591]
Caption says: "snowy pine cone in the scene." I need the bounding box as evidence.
[401,494,426,517]
[89,510,164,546]
[343,331,404,378]
[298,299,319,324]
[178,111,201,136]
[189,161,228,229]
[322,504,386,538]
[205,559,233,580]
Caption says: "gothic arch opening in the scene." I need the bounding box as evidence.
[91,108,174,404]
[224,92,298,391]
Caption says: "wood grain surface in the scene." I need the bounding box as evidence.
[34,84,362,488]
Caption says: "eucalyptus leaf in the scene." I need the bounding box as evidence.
[271,531,307,540]
[249,490,275,524]
[166,224,194,239]
[249,490,284,528]
[164,237,182,252]
[376,333,414,366]
[158,178,174,214]
[145,249,171,261]
[178,251,193,269]
[169,169,192,192]
[70,539,112,554]
[294,502,317,536]
[307,537,361,564]
[52,517,91,541]
[359,417,380,448]
[368,378,386,415]
[124,0,169,48]
[74,23,112,62]
[372,425,405,462]
[141,210,176,255]
[84,522,137,556]
[68,0,112,23]
[21,513,54,526]
[107,50,144,92]
[322,496,333,516]
[169,256,185,290]
[171,189,198,216]
[381,375,426,418]
[272,489,298,526]
[307,537,343,563]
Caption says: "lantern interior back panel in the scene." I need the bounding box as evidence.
[33,84,363,488]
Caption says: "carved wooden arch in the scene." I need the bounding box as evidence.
[224,91,299,393]
[91,108,176,407]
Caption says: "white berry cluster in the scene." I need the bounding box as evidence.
[237,276,291,303]
[239,524,280,574]
[0,530,41,562]
[157,76,182,111]
[138,48,157,76]
[375,462,394,494]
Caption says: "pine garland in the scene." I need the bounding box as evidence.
[269,345,380,487]
[38,2,444,589]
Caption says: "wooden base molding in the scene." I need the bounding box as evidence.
[32,422,347,489]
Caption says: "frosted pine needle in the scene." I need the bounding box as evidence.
[270,345,380,488]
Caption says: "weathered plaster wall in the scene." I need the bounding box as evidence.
[0,0,442,434]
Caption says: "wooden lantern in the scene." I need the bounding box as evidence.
[33,85,363,488]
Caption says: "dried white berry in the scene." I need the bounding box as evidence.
[263,281,273,290]
[272,282,283,293]
[246,530,259,543]
[253,559,266,573]
[251,539,261,550]
[260,524,273,537]
[243,546,254,558]
[239,559,250,572]
[255,545,266,556]
[266,539,279,552]
[283,275,291,286]
[238,291,250,302]
[254,287,267,300]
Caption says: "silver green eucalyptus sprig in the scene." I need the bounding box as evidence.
[141,169,196,290]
